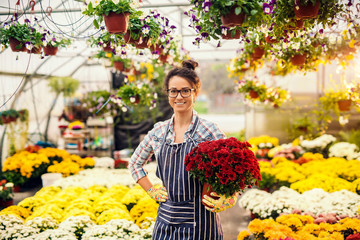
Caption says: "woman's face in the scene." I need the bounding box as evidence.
[167,76,197,114]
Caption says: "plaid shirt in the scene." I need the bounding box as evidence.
[129,110,226,182]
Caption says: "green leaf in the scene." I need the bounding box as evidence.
[250,10,258,16]
[93,19,99,29]
[88,2,93,12]
[235,7,242,15]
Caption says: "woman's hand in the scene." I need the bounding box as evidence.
[202,192,238,213]
[147,185,168,202]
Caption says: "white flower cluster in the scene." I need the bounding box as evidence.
[239,187,360,219]
[300,134,337,150]
[94,157,115,168]
[1,216,154,240]
[329,142,360,160]
[52,162,162,188]
[25,217,58,232]
[82,219,151,239]
[0,214,24,231]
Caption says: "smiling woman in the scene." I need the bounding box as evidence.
[128,59,240,239]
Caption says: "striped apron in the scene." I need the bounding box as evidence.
[152,116,223,240]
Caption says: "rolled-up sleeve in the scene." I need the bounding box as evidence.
[128,129,154,182]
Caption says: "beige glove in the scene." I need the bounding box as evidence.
[202,192,238,213]
[147,185,168,202]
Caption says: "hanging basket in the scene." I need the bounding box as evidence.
[222,29,241,40]
[134,37,150,49]
[337,99,352,112]
[27,46,42,54]
[9,37,26,52]
[249,90,259,99]
[158,54,169,64]
[201,182,219,208]
[221,6,245,27]
[123,31,140,45]
[265,36,279,44]
[102,41,113,52]
[294,0,320,19]
[251,47,265,60]
[150,44,164,55]
[290,53,306,66]
[43,45,58,56]
[287,19,304,30]
[103,12,130,34]
[113,61,124,71]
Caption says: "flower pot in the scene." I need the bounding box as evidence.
[337,99,352,112]
[221,6,245,27]
[113,61,125,71]
[250,212,258,220]
[9,37,26,52]
[1,115,12,124]
[249,90,259,99]
[123,31,139,44]
[221,29,241,40]
[202,182,220,208]
[150,44,164,55]
[290,53,306,66]
[159,54,169,64]
[27,46,42,54]
[294,0,320,19]
[13,185,21,192]
[265,36,279,44]
[134,37,150,49]
[102,41,113,52]
[287,19,304,30]
[43,45,58,56]
[0,199,14,209]
[251,47,265,60]
[103,12,130,34]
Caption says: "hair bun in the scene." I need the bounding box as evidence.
[182,60,199,71]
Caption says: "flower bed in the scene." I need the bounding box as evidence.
[239,187,360,220]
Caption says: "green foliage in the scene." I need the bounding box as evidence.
[339,130,360,149]
[48,76,80,97]
[3,171,27,187]
[81,90,117,117]
[193,101,208,114]
[225,129,245,141]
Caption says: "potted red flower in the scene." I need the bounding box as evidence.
[184,137,262,206]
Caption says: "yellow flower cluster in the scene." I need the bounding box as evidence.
[0,205,31,220]
[47,154,95,177]
[248,135,279,149]
[38,148,69,159]
[238,216,360,240]
[302,152,325,162]
[260,157,360,193]
[7,185,158,225]
[2,151,49,178]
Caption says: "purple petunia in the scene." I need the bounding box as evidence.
[263,3,273,14]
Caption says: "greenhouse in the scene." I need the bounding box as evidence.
[0,0,360,239]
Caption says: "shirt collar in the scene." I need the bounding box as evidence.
[169,110,198,134]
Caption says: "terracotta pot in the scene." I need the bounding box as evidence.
[43,45,58,56]
[133,95,141,104]
[0,199,14,208]
[134,37,150,49]
[150,44,164,55]
[27,46,42,54]
[1,115,12,124]
[123,31,140,44]
[249,90,259,99]
[265,36,279,44]
[337,99,352,112]
[102,41,113,52]
[113,61,124,71]
[250,212,258,220]
[201,182,219,208]
[13,185,21,192]
[221,29,241,40]
[159,54,169,64]
[9,37,26,52]
[251,47,265,60]
[287,19,304,30]
[221,6,245,27]
[294,0,320,19]
[290,53,306,66]
[103,12,130,34]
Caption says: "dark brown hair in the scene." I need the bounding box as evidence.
[163,60,201,94]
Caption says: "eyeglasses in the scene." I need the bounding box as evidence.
[167,88,194,98]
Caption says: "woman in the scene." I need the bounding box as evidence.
[128,60,238,239]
